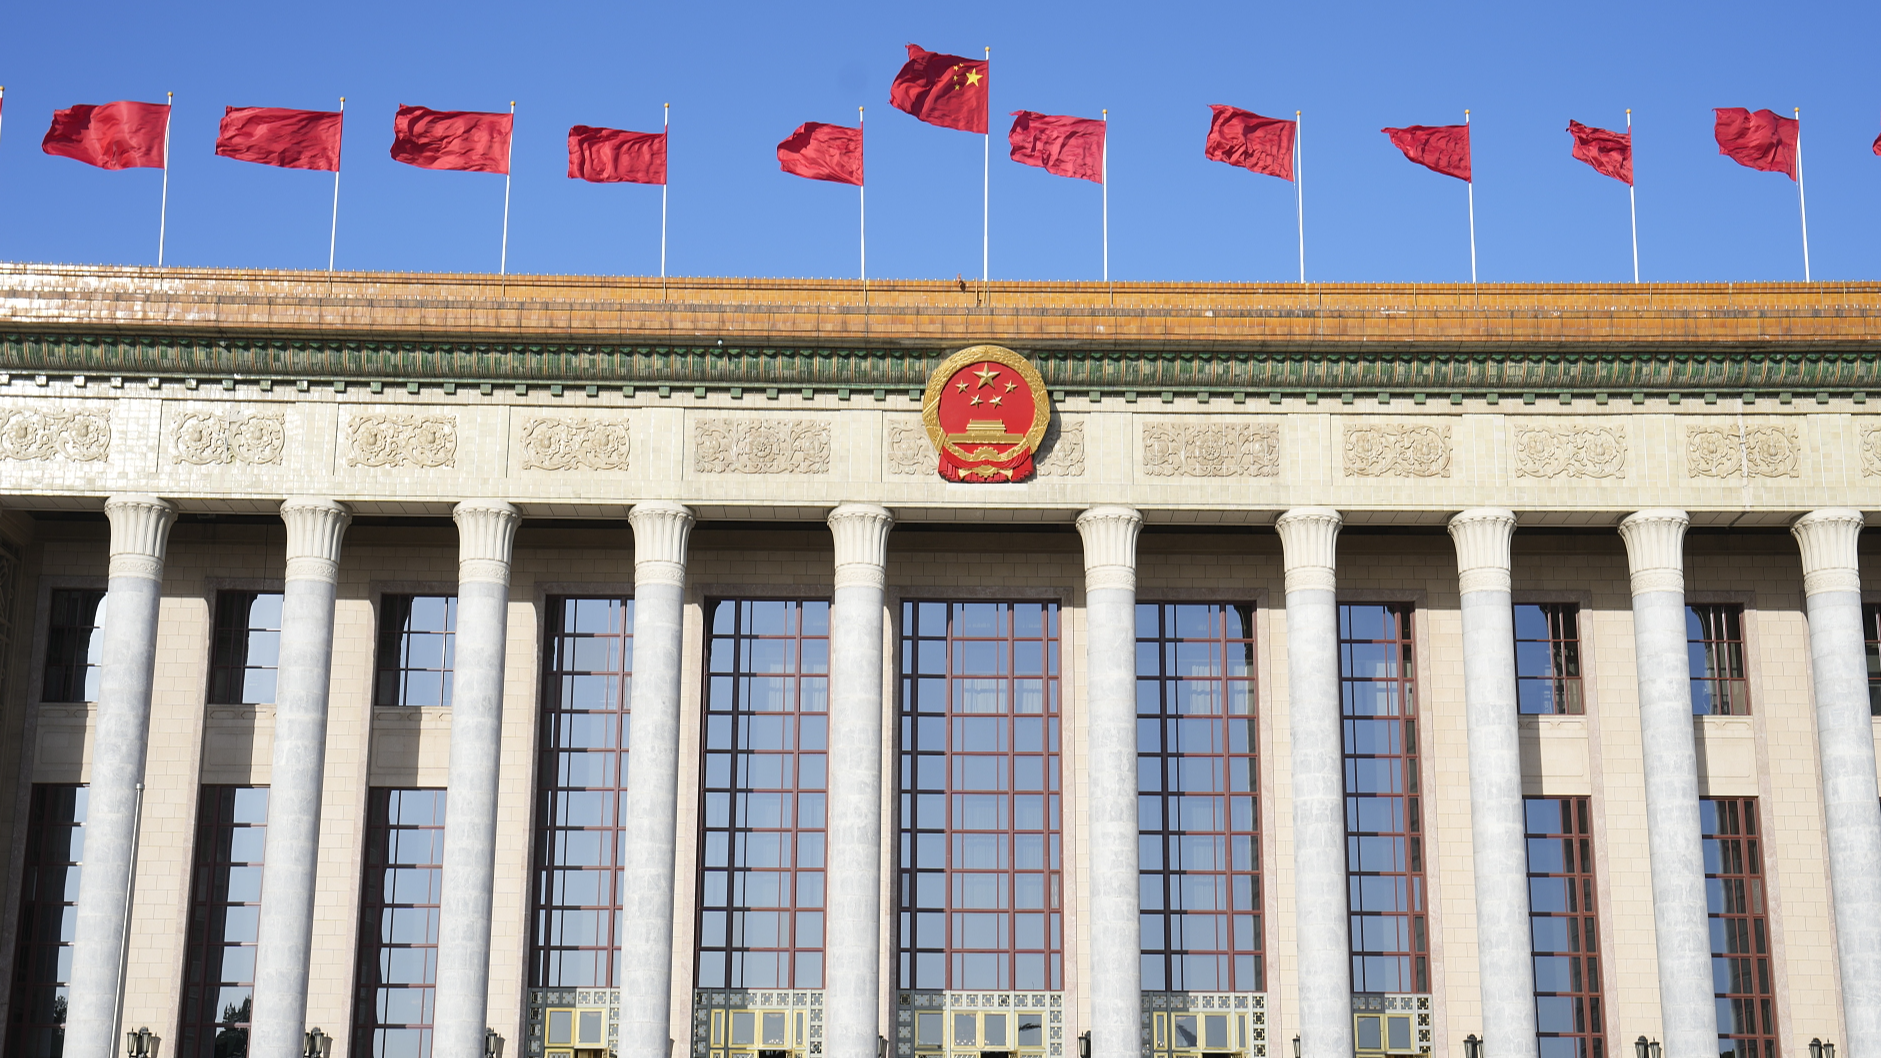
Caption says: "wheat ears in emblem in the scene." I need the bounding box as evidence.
[921,345,1051,482]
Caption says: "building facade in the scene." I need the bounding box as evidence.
[0,267,1876,1058]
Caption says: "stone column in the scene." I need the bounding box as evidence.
[1790,509,1881,1049]
[64,495,177,1058]
[1447,509,1539,1058]
[250,498,352,1058]
[1617,510,1717,1058]
[432,500,522,1058]
[619,501,695,1058]
[1274,508,1351,1058]
[1076,506,1144,1058]
[824,503,894,1058]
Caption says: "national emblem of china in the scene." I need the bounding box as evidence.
[922,345,1051,482]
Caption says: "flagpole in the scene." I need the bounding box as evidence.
[158,92,173,267]
[661,102,670,281]
[1794,106,1811,282]
[1295,109,1305,283]
[500,101,515,275]
[1626,108,1638,284]
[859,106,867,282]
[1464,108,1476,283]
[0,87,7,156]
[983,45,991,283]
[329,97,345,272]
[1101,109,1109,284]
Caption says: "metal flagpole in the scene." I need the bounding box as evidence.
[1464,108,1476,283]
[859,107,866,281]
[329,97,345,271]
[661,102,670,280]
[1101,109,1109,284]
[1794,107,1811,281]
[1627,109,1638,284]
[983,45,990,283]
[1295,110,1305,283]
[158,92,173,266]
[0,87,7,155]
[500,101,515,275]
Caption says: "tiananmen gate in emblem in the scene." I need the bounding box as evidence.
[921,345,1051,481]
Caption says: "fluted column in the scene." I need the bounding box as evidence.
[1275,508,1351,1058]
[620,501,696,1058]
[1617,510,1717,1058]
[1791,509,1881,1051]
[1447,510,1539,1058]
[64,495,177,1058]
[250,498,352,1058]
[1076,506,1144,1058]
[432,500,522,1058]
[824,503,895,1058]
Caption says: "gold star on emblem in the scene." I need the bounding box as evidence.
[990,395,1004,406]
[972,365,1000,388]
[966,69,983,87]
[956,381,969,392]
[1003,381,1017,392]
[969,395,983,406]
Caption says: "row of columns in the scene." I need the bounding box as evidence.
[55,497,1881,1058]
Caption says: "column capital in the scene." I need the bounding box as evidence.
[1275,507,1342,593]
[1792,508,1864,596]
[104,494,177,580]
[453,500,520,586]
[829,503,894,591]
[1448,508,1517,595]
[1618,509,1690,596]
[630,501,695,587]
[280,497,352,583]
[1076,506,1143,593]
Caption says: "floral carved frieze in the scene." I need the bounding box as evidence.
[1511,423,1627,479]
[1036,420,1085,477]
[0,408,111,462]
[1686,424,1800,478]
[520,416,630,471]
[695,419,830,474]
[1344,422,1451,477]
[1862,426,1881,477]
[1142,422,1279,477]
[885,420,930,476]
[172,411,285,466]
[344,413,457,469]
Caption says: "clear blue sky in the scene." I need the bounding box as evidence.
[1,0,1875,284]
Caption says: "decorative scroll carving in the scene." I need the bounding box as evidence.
[1142,422,1278,477]
[171,411,285,466]
[520,417,630,471]
[1511,424,1627,479]
[344,413,457,468]
[0,408,111,462]
[1862,426,1881,477]
[694,419,830,474]
[1686,424,1800,478]
[1343,422,1451,477]
[885,420,930,476]
[1036,420,1085,477]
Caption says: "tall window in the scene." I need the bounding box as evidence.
[899,601,1062,992]
[696,599,830,989]
[532,596,632,988]
[353,789,446,1058]
[178,786,268,1058]
[375,596,456,707]
[41,589,105,703]
[1703,799,1778,1058]
[5,785,86,1058]
[1862,605,1881,716]
[1515,605,1583,715]
[1525,797,1605,1058]
[1135,602,1263,993]
[1686,606,1750,716]
[209,593,283,705]
[1340,604,1427,995]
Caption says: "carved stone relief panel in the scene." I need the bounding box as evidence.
[1035,420,1085,478]
[885,419,930,476]
[1685,424,1800,479]
[695,418,830,474]
[1862,426,1881,477]
[1343,422,1451,478]
[520,416,630,471]
[1142,421,1278,477]
[1511,423,1627,479]
[344,413,457,469]
[0,408,111,462]
[172,410,286,466]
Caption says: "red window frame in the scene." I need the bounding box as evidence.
[1515,604,1584,716]
[374,595,457,707]
[1525,797,1605,1058]
[207,592,283,706]
[352,788,446,1058]
[41,589,105,703]
[1861,604,1881,717]
[5,784,86,1058]
[1703,798,1779,1058]
[1686,605,1751,716]
[177,786,269,1058]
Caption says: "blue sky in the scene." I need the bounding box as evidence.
[0,0,1875,284]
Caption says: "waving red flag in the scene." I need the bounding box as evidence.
[42,101,168,169]
[1382,124,1470,181]
[216,106,343,171]
[1008,111,1104,183]
[890,44,989,134]
[1204,105,1294,180]
[568,126,666,184]
[390,105,512,174]
[1566,120,1631,185]
[777,122,863,185]
[1713,107,1796,179]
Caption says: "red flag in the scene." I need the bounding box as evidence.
[889,44,989,134]
[1382,124,1470,181]
[1566,120,1631,185]
[42,101,168,170]
[1008,111,1104,183]
[567,126,666,184]
[777,122,863,186]
[1872,130,1881,158]
[390,105,512,174]
[1713,107,1797,180]
[1204,105,1294,181]
[215,106,343,171]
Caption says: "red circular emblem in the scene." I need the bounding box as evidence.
[922,345,1051,482]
